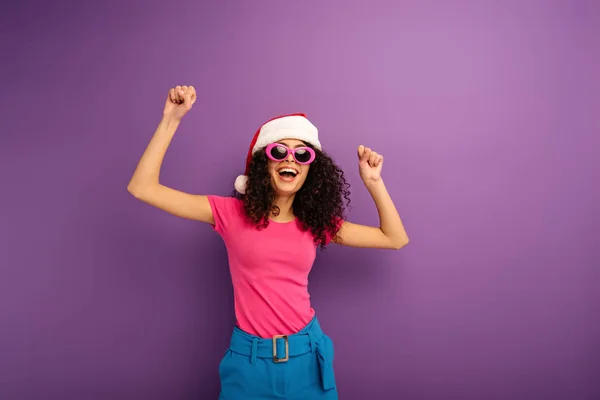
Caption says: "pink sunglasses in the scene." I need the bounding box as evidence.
[265,143,316,164]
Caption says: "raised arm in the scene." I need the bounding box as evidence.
[127,85,214,224]
[334,145,409,250]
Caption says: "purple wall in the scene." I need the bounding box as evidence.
[2,0,599,399]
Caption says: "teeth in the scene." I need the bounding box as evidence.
[279,168,297,176]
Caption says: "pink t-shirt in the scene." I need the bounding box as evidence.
[207,195,336,338]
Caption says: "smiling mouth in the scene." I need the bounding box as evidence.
[278,167,298,179]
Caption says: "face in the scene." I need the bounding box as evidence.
[266,139,313,196]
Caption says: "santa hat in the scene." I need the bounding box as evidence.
[234,113,321,194]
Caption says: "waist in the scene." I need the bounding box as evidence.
[225,315,337,390]
[229,315,324,361]
[232,287,315,338]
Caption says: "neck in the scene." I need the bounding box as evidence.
[271,194,295,221]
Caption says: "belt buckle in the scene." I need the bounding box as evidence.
[272,335,289,363]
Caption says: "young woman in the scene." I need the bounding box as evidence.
[128,85,409,399]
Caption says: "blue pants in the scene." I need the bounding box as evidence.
[218,316,338,399]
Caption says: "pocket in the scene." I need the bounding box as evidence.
[218,349,233,378]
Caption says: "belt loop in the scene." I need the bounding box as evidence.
[308,330,316,354]
[250,338,258,365]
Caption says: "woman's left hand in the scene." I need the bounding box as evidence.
[358,145,383,184]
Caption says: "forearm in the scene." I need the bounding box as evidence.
[365,178,409,248]
[128,116,180,194]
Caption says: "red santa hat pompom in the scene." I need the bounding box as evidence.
[234,113,321,194]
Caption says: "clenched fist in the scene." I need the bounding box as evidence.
[358,145,383,184]
[163,85,196,121]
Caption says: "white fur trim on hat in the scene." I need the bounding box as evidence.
[251,115,321,153]
[234,174,248,194]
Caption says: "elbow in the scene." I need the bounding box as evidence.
[392,236,409,250]
[127,182,145,199]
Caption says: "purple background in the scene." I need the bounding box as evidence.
[2,0,599,399]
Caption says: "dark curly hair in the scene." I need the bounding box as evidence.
[233,144,351,248]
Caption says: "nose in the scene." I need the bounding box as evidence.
[285,152,295,163]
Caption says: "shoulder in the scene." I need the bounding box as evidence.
[324,216,345,246]
[207,195,243,211]
[207,195,245,234]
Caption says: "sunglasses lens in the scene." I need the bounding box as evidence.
[294,148,312,163]
[269,145,288,160]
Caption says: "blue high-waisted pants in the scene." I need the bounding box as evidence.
[218,316,338,399]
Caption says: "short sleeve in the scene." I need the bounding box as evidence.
[207,195,244,237]
[325,217,345,245]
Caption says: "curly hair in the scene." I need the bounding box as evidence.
[233,145,351,248]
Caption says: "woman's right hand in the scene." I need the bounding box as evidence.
[163,85,196,121]
[129,83,213,224]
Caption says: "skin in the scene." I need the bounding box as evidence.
[128,85,409,249]
[267,139,311,223]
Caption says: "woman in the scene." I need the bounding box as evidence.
[128,85,409,399]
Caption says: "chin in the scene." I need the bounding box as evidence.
[271,175,306,196]
[272,183,302,196]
